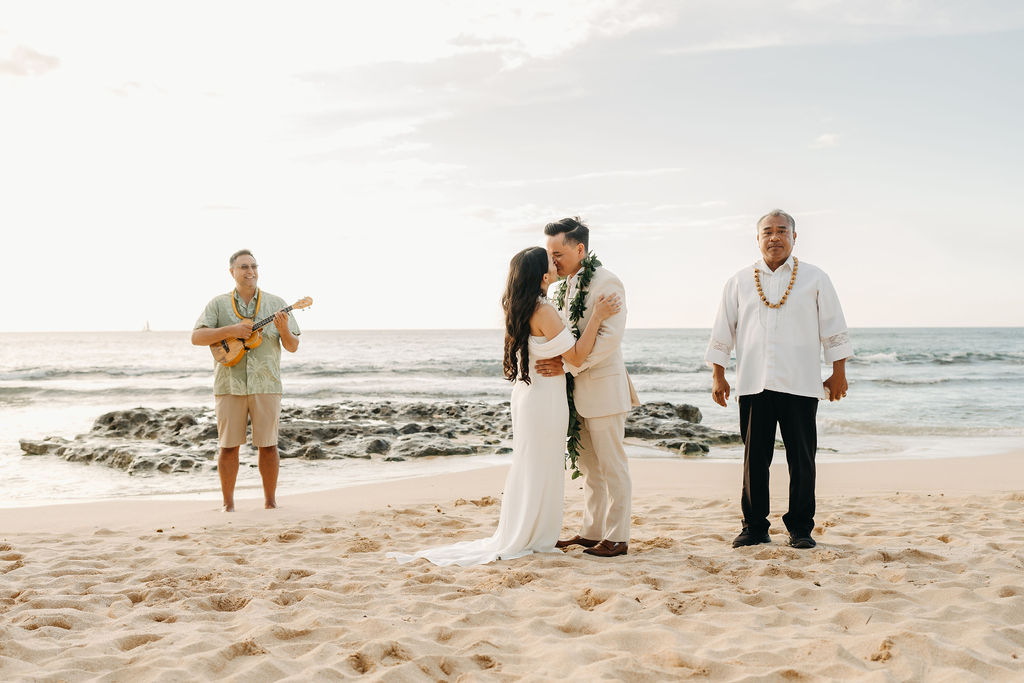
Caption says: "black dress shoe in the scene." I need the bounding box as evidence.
[732,529,771,548]
[555,535,599,549]
[788,535,816,549]
[583,540,628,557]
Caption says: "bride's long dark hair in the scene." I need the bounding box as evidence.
[502,246,549,384]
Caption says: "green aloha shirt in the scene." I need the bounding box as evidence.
[194,290,301,396]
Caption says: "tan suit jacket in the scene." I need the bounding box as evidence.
[562,267,641,418]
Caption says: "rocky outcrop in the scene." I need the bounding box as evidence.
[20,399,738,474]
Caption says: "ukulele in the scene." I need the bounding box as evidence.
[210,296,313,367]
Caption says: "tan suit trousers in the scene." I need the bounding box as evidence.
[577,412,632,543]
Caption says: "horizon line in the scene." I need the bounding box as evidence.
[3,325,1024,334]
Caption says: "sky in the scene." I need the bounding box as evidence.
[2,1,1023,331]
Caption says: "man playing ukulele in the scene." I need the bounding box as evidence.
[191,249,300,511]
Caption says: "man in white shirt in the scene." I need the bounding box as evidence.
[705,209,853,549]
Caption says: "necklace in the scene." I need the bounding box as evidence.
[554,253,602,337]
[754,257,798,309]
[231,288,261,320]
[552,253,601,480]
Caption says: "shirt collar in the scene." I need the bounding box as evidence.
[755,254,796,274]
[233,288,260,311]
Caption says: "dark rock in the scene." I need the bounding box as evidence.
[363,438,391,455]
[398,403,436,418]
[629,401,703,426]
[384,456,406,462]
[494,447,513,455]
[172,414,197,432]
[18,398,736,474]
[298,444,326,460]
[391,435,476,458]
[19,437,69,455]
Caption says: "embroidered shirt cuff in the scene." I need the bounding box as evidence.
[823,332,854,363]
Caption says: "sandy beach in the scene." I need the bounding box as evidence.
[2,453,1023,682]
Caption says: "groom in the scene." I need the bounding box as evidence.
[535,217,640,558]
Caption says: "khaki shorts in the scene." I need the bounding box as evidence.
[215,394,281,448]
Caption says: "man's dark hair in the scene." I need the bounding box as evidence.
[544,216,589,252]
[229,249,254,267]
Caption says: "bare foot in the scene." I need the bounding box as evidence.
[265,500,277,509]
[222,503,235,512]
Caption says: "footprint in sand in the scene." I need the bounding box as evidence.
[475,570,536,590]
[275,568,315,581]
[668,594,725,614]
[637,574,662,590]
[634,536,674,551]
[408,572,455,586]
[19,614,73,631]
[348,651,375,674]
[473,654,497,670]
[351,641,411,673]
[575,587,609,611]
[871,637,895,662]
[273,592,305,607]
[222,639,268,659]
[271,626,312,640]
[116,634,163,651]
[347,537,382,553]
[2,560,24,574]
[210,594,251,612]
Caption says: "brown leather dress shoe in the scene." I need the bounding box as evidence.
[555,535,599,549]
[582,540,628,557]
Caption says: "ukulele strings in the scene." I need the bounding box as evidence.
[251,305,294,332]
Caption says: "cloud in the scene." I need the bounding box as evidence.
[650,200,728,212]
[478,201,749,240]
[597,213,754,239]
[0,45,59,77]
[810,133,839,149]
[657,0,1024,54]
[482,167,687,189]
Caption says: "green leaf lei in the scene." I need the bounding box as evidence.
[553,252,602,480]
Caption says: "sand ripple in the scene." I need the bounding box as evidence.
[1,492,1023,680]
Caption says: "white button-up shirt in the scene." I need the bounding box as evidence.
[705,256,853,398]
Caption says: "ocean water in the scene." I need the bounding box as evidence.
[1,328,1021,508]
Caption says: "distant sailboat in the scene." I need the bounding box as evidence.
[142,320,151,332]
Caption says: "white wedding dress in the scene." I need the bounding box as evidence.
[388,322,576,566]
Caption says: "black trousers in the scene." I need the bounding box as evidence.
[739,390,818,536]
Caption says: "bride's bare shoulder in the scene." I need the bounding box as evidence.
[530,302,564,337]
[531,301,560,321]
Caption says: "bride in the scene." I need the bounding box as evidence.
[388,246,620,566]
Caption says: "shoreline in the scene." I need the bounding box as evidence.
[3,449,1021,534]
